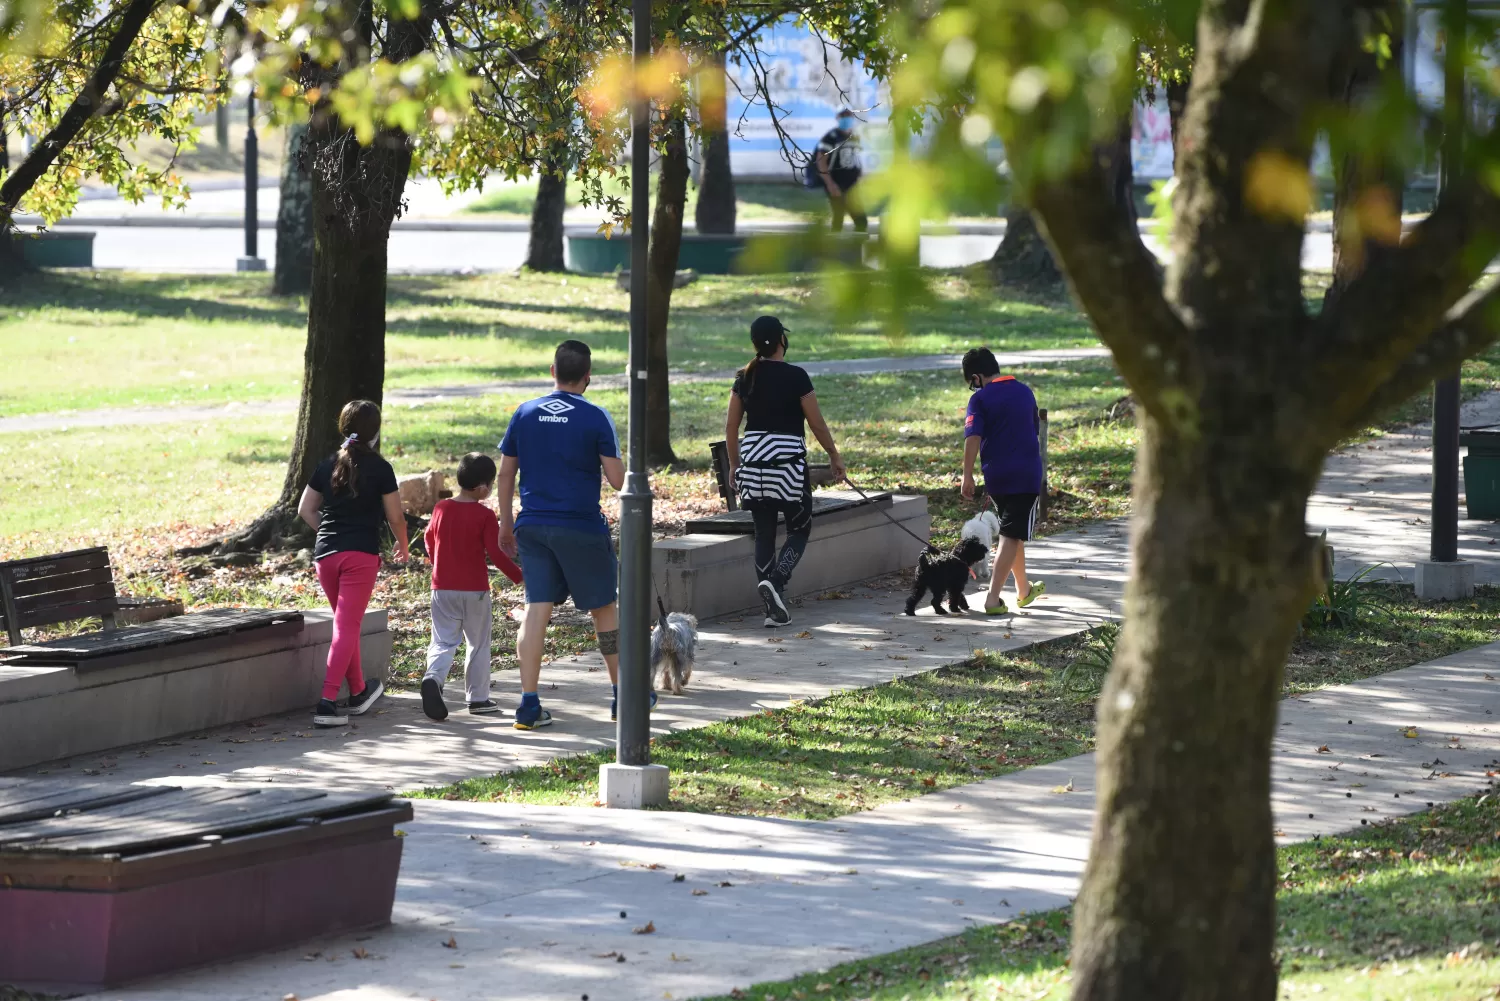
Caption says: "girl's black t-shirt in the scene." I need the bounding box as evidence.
[308,450,399,560]
[732,360,815,437]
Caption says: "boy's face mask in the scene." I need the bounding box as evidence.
[837,116,855,131]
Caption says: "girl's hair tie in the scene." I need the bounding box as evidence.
[342,433,360,449]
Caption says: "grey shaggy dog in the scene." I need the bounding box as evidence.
[651,611,698,695]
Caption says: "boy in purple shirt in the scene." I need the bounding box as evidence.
[959,347,1048,614]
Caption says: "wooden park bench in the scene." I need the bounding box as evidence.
[0,776,411,991]
[0,546,302,670]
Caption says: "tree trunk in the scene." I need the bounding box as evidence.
[995,128,1134,288]
[215,122,411,552]
[645,115,688,467]
[1071,416,1320,999]
[991,203,1063,287]
[1328,1,1406,307]
[694,57,736,235]
[272,122,314,296]
[0,0,158,233]
[525,157,567,272]
[1166,78,1189,170]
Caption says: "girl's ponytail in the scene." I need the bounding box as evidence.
[330,399,382,496]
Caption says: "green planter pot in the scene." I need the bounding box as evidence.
[565,229,866,275]
[13,231,95,268]
[1460,430,1500,520]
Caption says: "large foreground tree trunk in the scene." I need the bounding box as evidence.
[273,122,314,296]
[526,155,567,271]
[1070,417,1318,997]
[694,57,736,235]
[645,115,688,467]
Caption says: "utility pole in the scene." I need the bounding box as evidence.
[236,91,266,273]
[599,0,668,808]
[1418,0,1473,599]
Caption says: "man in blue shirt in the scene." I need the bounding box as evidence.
[959,347,1047,615]
[498,339,628,729]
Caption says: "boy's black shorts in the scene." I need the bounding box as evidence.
[990,492,1039,542]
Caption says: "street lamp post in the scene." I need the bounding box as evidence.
[1418,0,1474,598]
[236,91,266,273]
[599,0,668,808]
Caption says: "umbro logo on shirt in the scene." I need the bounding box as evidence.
[537,398,575,423]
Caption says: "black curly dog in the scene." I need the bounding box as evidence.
[904,537,990,616]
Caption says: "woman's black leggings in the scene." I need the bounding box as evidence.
[747,488,813,590]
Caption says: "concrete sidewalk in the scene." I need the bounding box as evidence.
[20,521,1130,792]
[70,639,1500,1001]
[0,347,1110,435]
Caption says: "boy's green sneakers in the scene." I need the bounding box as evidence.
[1017,581,1047,608]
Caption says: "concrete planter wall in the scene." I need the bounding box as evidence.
[12,231,95,268]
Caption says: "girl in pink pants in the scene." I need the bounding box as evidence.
[297,400,410,728]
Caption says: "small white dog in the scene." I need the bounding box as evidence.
[650,611,698,695]
[960,509,1002,581]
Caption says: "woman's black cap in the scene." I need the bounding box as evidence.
[751,315,788,352]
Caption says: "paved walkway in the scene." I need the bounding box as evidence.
[0,348,1110,435]
[69,639,1500,1001]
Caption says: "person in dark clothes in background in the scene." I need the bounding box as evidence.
[725,315,847,627]
[814,108,867,233]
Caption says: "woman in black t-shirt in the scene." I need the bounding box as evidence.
[296,400,409,729]
[725,315,847,628]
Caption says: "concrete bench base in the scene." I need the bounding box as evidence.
[653,494,929,621]
[0,609,391,772]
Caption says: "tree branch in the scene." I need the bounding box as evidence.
[1027,158,1199,430]
[1348,280,1500,428]
[0,0,161,231]
[1314,177,1500,433]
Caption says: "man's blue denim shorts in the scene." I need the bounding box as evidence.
[514,523,618,611]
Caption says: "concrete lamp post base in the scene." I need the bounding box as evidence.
[236,257,267,272]
[600,763,669,809]
[1415,560,1475,601]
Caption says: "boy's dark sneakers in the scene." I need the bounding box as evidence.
[346,678,385,716]
[420,678,449,721]
[610,690,658,722]
[468,700,501,715]
[513,703,553,730]
[312,699,348,728]
[759,580,791,627]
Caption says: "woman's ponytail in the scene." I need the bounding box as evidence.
[739,354,762,397]
[329,399,382,496]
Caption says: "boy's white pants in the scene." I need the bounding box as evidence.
[424,590,492,704]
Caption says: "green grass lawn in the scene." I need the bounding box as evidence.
[415,583,1500,816]
[464,177,833,222]
[692,792,1500,1001]
[0,270,1093,418]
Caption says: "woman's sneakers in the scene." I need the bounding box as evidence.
[346,679,385,716]
[758,580,791,627]
[420,678,449,721]
[313,679,383,728]
[312,699,347,728]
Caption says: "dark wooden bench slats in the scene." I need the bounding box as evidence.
[0,546,118,643]
[0,784,398,857]
[8,565,115,599]
[683,491,892,535]
[0,780,173,826]
[3,607,303,666]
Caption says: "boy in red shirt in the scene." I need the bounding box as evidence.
[420,452,523,721]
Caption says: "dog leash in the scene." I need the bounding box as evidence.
[842,476,939,553]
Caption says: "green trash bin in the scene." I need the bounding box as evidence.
[1460,429,1500,519]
